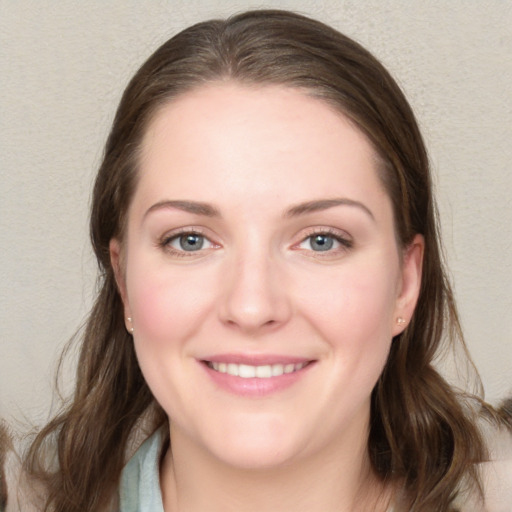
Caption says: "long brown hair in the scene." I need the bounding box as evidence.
[24,10,499,511]
[0,421,9,511]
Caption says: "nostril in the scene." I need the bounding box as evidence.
[218,266,292,332]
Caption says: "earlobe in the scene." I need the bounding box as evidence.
[392,234,424,336]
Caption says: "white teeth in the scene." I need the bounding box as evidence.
[238,364,256,378]
[227,363,239,376]
[256,365,272,378]
[284,364,295,374]
[208,361,307,378]
[272,364,284,377]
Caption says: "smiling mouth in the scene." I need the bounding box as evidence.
[205,361,309,379]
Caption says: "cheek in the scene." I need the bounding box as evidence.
[297,258,399,344]
[124,256,219,415]
[125,256,217,349]
[293,252,400,406]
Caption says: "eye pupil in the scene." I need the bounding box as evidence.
[179,234,204,251]
[311,234,334,251]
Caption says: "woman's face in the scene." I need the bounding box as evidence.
[111,83,423,469]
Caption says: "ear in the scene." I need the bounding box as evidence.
[392,234,424,336]
[109,239,133,329]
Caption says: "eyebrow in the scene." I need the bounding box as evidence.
[144,200,221,219]
[285,198,375,221]
[144,197,374,221]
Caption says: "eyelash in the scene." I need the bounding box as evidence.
[158,228,217,257]
[157,227,353,258]
[294,228,353,256]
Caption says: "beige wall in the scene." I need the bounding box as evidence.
[1,1,511,425]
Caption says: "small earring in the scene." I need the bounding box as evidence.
[127,317,134,334]
[396,317,406,325]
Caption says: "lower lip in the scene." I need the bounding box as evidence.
[200,361,314,397]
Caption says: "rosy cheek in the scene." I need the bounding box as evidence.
[296,263,397,348]
[126,258,215,346]
[130,282,171,342]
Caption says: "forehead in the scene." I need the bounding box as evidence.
[135,83,389,216]
[142,83,373,158]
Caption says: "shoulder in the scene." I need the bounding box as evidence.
[118,428,165,512]
[480,423,512,512]
[455,422,512,512]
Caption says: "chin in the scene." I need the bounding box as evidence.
[197,417,306,470]
[210,439,298,471]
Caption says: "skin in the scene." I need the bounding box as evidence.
[111,83,423,511]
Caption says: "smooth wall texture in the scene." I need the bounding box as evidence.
[1,1,511,425]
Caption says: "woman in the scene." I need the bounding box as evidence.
[17,9,510,512]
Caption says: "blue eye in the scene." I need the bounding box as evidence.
[309,234,335,251]
[164,232,214,253]
[177,233,204,251]
[298,232,351,253]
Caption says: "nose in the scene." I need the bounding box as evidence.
[218,250,292,334]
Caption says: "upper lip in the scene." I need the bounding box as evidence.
[200,353,314,366]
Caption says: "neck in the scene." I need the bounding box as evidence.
[160,423,392,512]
